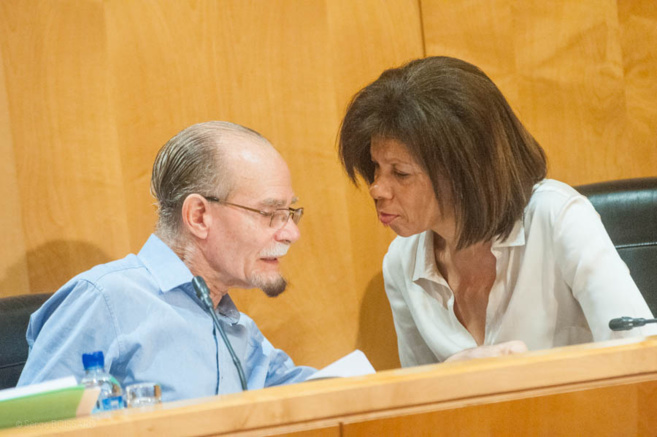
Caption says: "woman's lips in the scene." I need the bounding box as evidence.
[378,212,398,225]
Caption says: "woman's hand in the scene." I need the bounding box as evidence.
[444,340,528,363]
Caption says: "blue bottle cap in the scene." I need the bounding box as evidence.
[82,351,105,370]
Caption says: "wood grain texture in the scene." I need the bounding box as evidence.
[421,0,657,185]
[0,1,129,296]
[0,17,29,296]
[342,382,654,436]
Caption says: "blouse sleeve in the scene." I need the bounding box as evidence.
[552,195,657,340]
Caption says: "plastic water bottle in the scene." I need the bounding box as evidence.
[80,351,124,412]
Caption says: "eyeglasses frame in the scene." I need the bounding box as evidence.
[202,195,303,228]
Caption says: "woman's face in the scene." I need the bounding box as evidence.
[369,137,455,239]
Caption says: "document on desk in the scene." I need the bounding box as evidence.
[306,349,376,381]
[0,376,100,429]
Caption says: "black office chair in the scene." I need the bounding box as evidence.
[576,177,657,316]
[0,293,52,389]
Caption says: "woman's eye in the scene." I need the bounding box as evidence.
[394,171,409,178]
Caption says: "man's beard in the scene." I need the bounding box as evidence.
[252,243,290,297]
[249,272,287,297]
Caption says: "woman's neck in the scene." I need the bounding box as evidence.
[432,232,493,289]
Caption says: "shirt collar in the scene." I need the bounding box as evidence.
[492,219,526,248]
[412,231,443,283]
[411,220,526,283]
[138,234,241,324]
[138,234,194,292]
[216,294,240,323]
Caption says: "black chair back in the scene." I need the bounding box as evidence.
[576,178,657,315]
[0,293,52,389]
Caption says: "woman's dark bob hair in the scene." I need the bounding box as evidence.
[338,56,547,249]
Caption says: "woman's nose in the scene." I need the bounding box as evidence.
[369,180,392,200]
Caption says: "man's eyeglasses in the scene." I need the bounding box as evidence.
[203,196,303,229]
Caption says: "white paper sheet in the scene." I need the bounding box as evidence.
[306,350,376,381]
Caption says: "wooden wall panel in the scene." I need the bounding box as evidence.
[0,1,130,296]
[421,0,657,185]
[619,0,657,180]
[0,24,29,296]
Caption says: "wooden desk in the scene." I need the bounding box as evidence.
[4,336,657,436]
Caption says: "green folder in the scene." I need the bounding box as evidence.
[0,380,98,430]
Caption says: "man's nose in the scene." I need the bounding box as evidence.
[275,217,301,244]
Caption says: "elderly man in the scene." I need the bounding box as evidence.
[18,121,316,401]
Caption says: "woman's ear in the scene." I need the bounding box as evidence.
[181,194,212,239]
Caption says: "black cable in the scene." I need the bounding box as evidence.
[192,276,248,391]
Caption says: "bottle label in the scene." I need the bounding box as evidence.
[100,395,124,411]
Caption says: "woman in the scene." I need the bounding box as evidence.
[338,56,656,366]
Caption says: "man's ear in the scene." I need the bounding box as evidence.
[181,194,212,239]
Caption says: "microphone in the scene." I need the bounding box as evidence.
[192,276,248,391]
[609,316,657,331]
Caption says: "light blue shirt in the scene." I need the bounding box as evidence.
[18,234,315,402]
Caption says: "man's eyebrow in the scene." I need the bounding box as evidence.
[260,197,298,208]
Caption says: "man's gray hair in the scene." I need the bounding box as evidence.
[151,121,266,241]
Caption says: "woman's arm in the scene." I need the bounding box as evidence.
[553,195,656,340]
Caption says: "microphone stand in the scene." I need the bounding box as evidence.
[609,316,657,331]
[192,276,248,391]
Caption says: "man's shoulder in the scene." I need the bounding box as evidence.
[37,254,147,312]
[70,253,146,290]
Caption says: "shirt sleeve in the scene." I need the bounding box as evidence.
[383,249,438,366]
[553,195,657,340]
[241,316,316,388]
[17,279,122,386]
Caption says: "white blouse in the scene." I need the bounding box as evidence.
[383,179,657,366]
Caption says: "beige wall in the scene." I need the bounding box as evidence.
[0,0,655,371]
